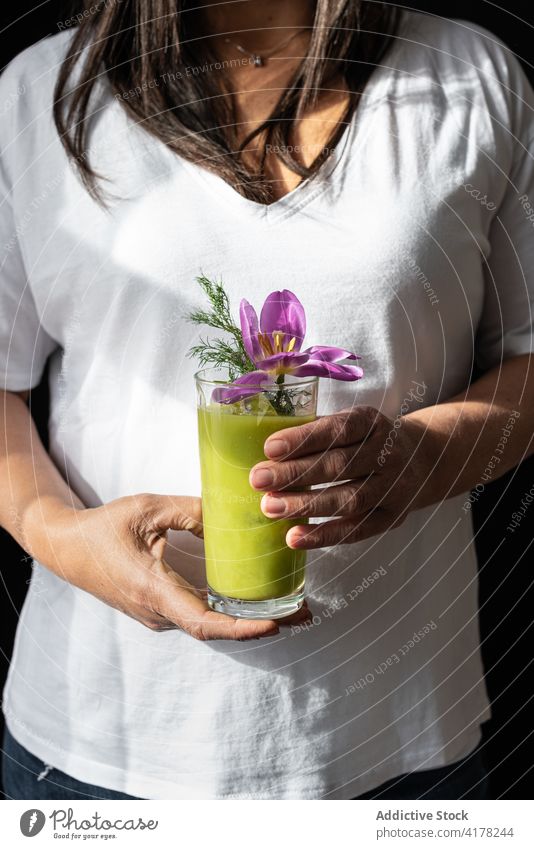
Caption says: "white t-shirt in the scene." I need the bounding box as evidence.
[1,12,533,799]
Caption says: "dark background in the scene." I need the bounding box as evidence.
[0,1,533,799]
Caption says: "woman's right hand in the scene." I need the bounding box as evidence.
[36,493,305,641]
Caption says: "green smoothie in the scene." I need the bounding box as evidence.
[198,403,314,601]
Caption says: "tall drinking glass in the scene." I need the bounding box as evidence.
[196,368,318,619]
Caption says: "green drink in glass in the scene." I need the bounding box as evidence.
[196,369,318,619]
[190,283,363,617]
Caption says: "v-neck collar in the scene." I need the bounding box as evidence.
[179,116,357,225]
[177,52,396,225]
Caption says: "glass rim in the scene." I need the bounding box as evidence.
[194,367,319,391]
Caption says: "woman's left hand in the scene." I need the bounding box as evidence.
[250,407,438,549]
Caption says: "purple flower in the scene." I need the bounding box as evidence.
[213,290,363,404]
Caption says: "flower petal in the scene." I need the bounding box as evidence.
[211,370,271,404]
[239,299,261,362]
[292,360,364,381]
[256,351,310,372]
[303,345,361,363]
[260,290,306,350]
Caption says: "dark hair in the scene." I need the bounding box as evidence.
[54,1,400,202]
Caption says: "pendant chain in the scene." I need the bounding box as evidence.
[223,28,308,67]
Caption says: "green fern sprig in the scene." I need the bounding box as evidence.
[187,275,254,380]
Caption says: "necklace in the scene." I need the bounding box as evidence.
[223,28,308,67]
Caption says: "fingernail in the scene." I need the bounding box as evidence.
[251,468,274,489]
[265,438,288,458]
[262,495,286,515]
[262,626,279,637]
[288,529,309,548]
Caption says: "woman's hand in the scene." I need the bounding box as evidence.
[250,407,437,549]
[37,494,302,640]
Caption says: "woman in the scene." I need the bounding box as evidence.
[1,0,533,800]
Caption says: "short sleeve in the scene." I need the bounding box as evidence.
[0,63,57,391]
[475,59,534,370]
